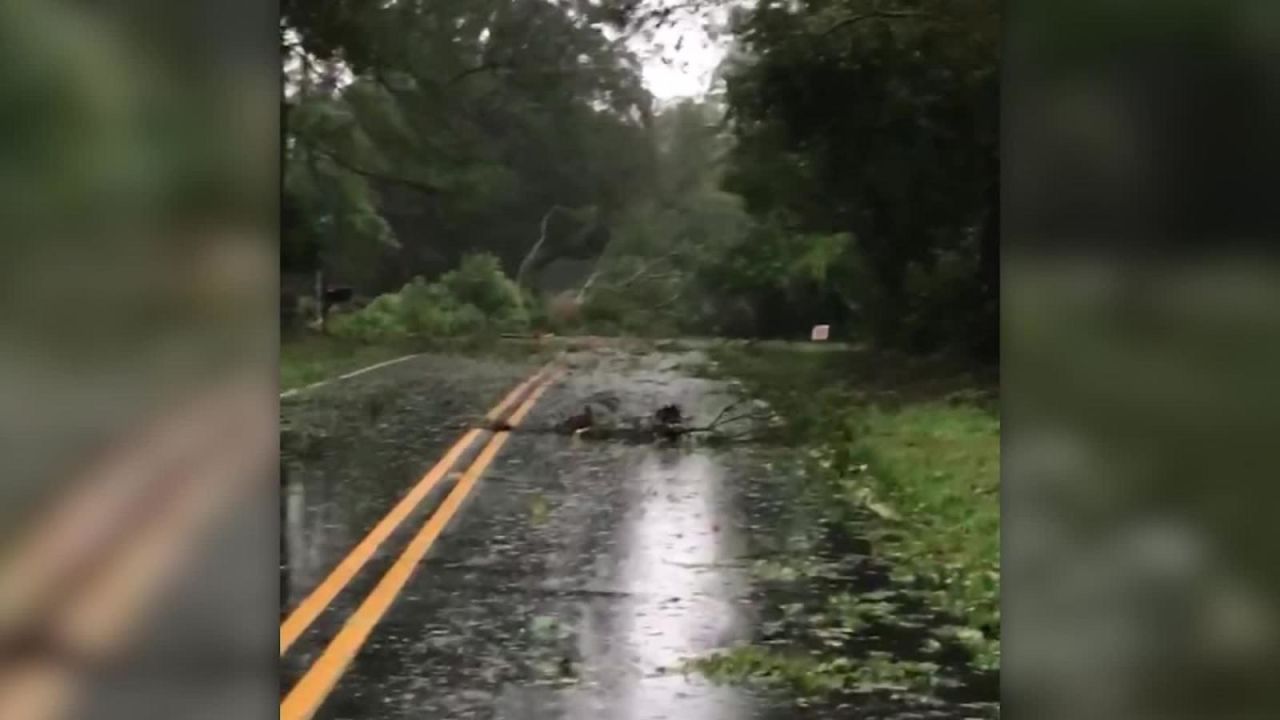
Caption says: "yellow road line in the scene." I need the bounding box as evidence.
[281,373,557,720]
[484,365,551,422]
[279,365,551,654]
[0,378,275,720]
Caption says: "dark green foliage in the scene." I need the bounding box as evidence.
[717,0,999,357]
[710,345,1000,676]
[574,100,755,336]
[438,254,526,323]
[330,253,527,341]
[282,0,998,359]
[282,0,655,287]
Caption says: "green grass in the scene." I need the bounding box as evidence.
[851,403,1000,665]
[687,645,944,697]
[712,346,1000,668]
[280,333,418,392]
[280,331,558,392]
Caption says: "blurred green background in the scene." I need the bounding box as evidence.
[0,0,276,526]
[1005,0,1280,717]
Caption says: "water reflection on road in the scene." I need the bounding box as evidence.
[559,450,754,720]
[282,350,771,719]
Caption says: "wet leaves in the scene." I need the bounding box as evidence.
[280,423,331,460]
[521,614,582,687]
[283,344,996,716]
[527,615,568,642]
[687,644,947,699]
[752,555,842,583]
[707,345,1002,684]
[684,523,998,709]
[677,357,999,715]
[529,494,550,525]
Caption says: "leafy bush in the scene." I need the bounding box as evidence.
[329,253,527,341]
[438,254,527,329]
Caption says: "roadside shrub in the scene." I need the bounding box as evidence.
[438,253,527,330]
[328,292,406,341]
[447,302,488,335]
[398,278,459,335]
[329,254,527,341]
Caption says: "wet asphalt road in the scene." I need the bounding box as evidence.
[280,345,995,719]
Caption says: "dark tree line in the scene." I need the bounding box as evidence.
[281,0,999,360]
[710,0,999,358]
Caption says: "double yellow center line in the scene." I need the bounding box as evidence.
[280,364,560,720]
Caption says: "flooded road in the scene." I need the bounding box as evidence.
[279,344,996,719]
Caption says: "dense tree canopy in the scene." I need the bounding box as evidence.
[282,0,655,287]
[282,0,999,360]
[716,0,999,356]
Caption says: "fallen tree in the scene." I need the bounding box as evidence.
[486,399,775,444]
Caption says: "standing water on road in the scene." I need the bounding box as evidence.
[280,346,998,719]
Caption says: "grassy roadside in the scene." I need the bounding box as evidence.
[280,332,560,393]
[853,402,1000,646]
[280,333,422,392]
[711,345,1000,673]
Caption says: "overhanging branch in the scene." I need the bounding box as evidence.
[449,61,515,84]
[305,142,441,196]
[822,10,926,36]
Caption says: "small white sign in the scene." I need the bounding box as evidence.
[811,324,830,342]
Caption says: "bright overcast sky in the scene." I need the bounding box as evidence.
[626,2,732,103]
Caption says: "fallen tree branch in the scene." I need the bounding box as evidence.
[483,399,773,444]
[575,268,602,304]
[575,250,684,304]
[613,252,680,288]
[449,60,515,84]
[704,399,748,429]
[517,205,571,289]
[708,410,760,428]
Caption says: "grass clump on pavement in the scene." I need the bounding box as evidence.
[688,645,943,698]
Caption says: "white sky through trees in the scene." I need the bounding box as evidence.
[635,19,724,101]
[282,3,731,104]
[624,0,732,103]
